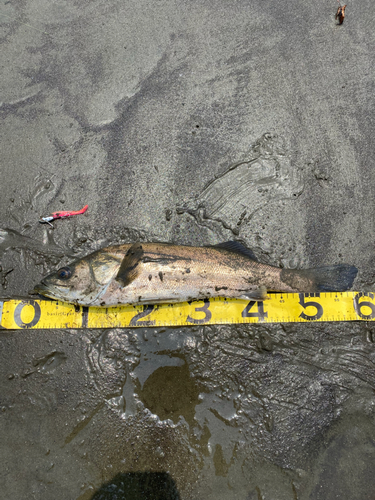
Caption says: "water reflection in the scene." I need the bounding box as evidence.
[136,362,201,426]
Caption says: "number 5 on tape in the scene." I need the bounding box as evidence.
[299,293,323,321]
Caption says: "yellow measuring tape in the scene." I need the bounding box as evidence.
[0,292,374,330]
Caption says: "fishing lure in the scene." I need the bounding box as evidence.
[39,205,88,227]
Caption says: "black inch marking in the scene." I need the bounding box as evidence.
[241,301,268,322]
[353,292,375,320]
[298,293,323,321]
[130,305,156,327]
[0,301,4,329]
[81,306,89,328]
[13,300,42,329]
[186,299,212,325]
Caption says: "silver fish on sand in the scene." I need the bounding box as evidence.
[34,241,358,307]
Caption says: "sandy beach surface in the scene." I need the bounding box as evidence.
[1,0,375,498]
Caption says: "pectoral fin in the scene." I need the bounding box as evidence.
[115,242,144,287]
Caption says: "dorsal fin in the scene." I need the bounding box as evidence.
[211,241,258,261]
[115,242,144,287]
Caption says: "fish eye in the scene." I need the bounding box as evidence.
[57,267,72,280]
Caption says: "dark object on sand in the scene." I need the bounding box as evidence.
[336,4,347,25]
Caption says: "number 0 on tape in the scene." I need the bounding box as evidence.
[0,292,374,330]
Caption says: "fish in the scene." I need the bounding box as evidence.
[34,241,358,307]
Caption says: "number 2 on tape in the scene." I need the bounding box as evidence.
[130,305,156,326]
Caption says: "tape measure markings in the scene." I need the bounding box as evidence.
[0,300,4,329]
[0,292,374,330]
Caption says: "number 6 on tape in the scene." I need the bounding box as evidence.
[353,292,375,320]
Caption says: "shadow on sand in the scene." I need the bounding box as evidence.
[90,471,180,500]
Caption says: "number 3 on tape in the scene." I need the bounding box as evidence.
[186,299,212,324]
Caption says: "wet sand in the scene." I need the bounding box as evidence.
[1,0,375,498]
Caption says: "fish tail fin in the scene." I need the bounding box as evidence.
[307,264,358,292]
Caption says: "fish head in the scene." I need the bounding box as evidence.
[34,250,123,305]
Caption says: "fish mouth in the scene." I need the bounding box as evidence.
[34,282,48,294]
[34,282,100,306]
[33,281,69,299]
[33,283,55,300]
